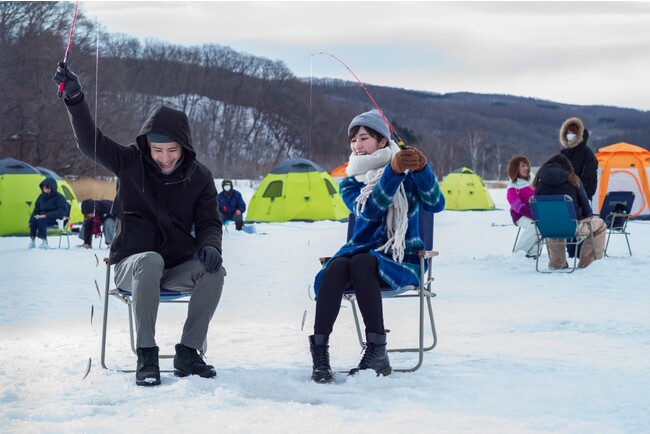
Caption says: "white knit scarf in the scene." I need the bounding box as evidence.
[346,141,408,262]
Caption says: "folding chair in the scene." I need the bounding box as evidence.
[319,210,439,373]
[46,216,70,249]
[100,258,192,372]
[511,225,522,253]
[529,195,596,273]
[599,191,634,257]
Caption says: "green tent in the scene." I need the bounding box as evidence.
[439,167,495,211]
[0,158,84,236]
[246,158,348,222]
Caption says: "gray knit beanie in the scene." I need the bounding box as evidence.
[348,109,391,140]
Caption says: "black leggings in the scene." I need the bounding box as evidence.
[314,253,385,336]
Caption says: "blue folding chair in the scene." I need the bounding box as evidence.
[100,258,192,372]
[529,195,596,273]
[319,210,438,372]
[598,191,634,257]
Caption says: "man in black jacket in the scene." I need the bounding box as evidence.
[54,63,225,387]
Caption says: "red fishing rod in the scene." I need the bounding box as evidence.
[57,1,80,98]
[311,52,407,148]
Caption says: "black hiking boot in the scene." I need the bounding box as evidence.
[349,332,392,377]
[309,334,333,383]
[136,346,161,386]
[173,343,217,378]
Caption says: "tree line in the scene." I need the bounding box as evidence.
[2,2,650,181]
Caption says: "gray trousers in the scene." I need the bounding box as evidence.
[114,252,225,350]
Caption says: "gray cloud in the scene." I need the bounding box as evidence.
[84,1,650,110]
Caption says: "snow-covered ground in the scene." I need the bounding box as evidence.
[1,184,649,434]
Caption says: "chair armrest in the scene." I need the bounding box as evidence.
[418,250,439,259]
[319,257,331,265]
[56,218,67,230]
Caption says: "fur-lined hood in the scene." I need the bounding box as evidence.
[559,117,587,149]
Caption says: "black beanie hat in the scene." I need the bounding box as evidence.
[81,199,95,215]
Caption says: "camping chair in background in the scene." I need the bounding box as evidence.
[529,195,596,273]
[46,216,70,249]
[318,210,439,373]
[598,191,634,257]
[100,258,193,372]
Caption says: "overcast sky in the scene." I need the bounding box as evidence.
[81,1,650,111]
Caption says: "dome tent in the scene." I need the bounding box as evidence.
[246,158,348,222]
[594,142,650,219]
[0,157,84,236]
[439,167,495,211]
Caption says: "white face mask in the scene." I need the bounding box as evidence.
[566,133,576,141]
[223,185,232,192]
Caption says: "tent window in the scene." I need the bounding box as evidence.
[60,185,75,201]
[263,180,283,199]
[324,179,337,196]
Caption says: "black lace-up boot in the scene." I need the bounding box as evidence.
[136,346,161,386]
[173,343,217,378]
[309,334,333,383]
[349,332,392,377]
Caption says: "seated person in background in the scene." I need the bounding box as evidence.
[217,180,246,231]
[79,199,116,248]
[506,155,538,258]
[532,154,606,269]
[28,177,69,250]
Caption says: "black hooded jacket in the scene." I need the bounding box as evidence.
[534,163,593,220]
[64,94,222,267]
[31,177,69,221]
[559,119,598,200]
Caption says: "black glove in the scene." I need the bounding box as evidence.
[199,245,222,273]
[52,62,82,97]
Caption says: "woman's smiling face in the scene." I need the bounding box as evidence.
[350,126,386,155]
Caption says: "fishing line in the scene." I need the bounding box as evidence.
[310,52,406,148]
[93,15,100,217]
[309,56,313,162]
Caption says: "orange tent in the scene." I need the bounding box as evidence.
[329,162,348,181]
[594,142,650,218]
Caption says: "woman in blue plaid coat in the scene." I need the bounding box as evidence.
[309,109,445,382]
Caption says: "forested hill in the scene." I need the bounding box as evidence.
[2,2,649,180]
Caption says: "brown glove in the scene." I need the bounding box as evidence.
[390,147,427,174]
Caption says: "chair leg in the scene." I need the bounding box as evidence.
[349,298,364,348]
[100,263,112,370]
[127,301,137,356]
[604,228,613,257]
[512,226,522,253]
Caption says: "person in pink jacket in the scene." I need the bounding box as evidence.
[506,155,537,257]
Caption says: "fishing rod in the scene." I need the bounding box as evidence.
[57,1,80,98]
[311,52,407,149]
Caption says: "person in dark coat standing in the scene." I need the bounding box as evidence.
[217,180,246,231]
[28,177,69,250]
[78,199,116,248]
[559,117,599,258]
[533,154,606,269]
[53,63,225,387]
[559,117,598,201]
